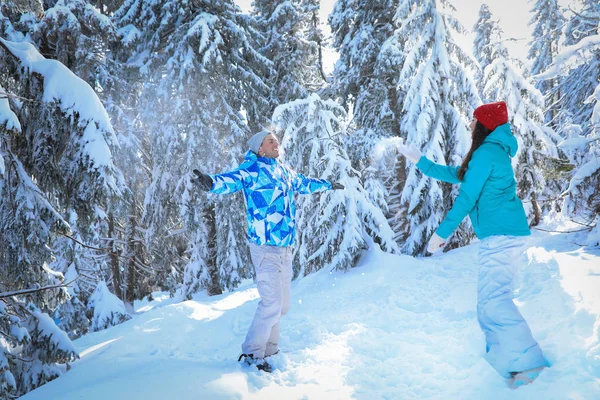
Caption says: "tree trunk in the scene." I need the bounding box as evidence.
[205,205,222,296]
[108,212,123,300]
[531,192,541,227]
[124,211,137,312]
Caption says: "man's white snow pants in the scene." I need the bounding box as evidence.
[477,235,548,378]
[242,243,293,359]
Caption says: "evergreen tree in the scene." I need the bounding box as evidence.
[252,0,324,107]
[87,281,131,331]
[392,0,481,255]
[536,5,600,246]
[273,93,398,275]
[527,0,566,125]
[0,33,123,293]
[0,37,114,400]
[4,0,133,317]
[115,0,271,296]
[553,0,600,137]
[0,299,78,399]
[48,213,92,339]
[479,10,563,224]
[0,4,123,390]
[473,3,498,100]
[328,0,403,247]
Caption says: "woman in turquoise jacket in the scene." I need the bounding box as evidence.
[398,101,548,388]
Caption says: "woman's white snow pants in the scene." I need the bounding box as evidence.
[477,235,548,377]
[242,243,293,359]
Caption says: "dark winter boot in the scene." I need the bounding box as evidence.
[238,353,272,373]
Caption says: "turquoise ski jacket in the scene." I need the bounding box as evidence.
[416,123,530,239]
[210,151,332,247]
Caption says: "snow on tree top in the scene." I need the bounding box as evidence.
[0,38,114,138]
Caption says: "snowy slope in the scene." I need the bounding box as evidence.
[22,221,600,400]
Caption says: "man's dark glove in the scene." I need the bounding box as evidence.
[191,169,213,191]
[331,181,345,190]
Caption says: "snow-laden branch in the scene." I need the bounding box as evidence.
[535,34,600,80]
[0,37,124,195]
[0,277,80,299]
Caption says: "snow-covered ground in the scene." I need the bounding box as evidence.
[22,219,600,399]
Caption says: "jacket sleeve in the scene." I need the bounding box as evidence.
[209,162,253,194]
[291,170,332,194]
[415,156,461,184]
[435,149,493,239]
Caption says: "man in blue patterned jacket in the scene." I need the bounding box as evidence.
[192,130,344,372]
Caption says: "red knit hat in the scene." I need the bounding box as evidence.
[473,101,508,131]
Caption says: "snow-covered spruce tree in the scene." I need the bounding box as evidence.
[5,0,137,320]
[32,1,149,307]
[328,0,399,120]
[392,0,481,255]
[479,12,563,223]
[0,23,80,394]
[47,213,92,339]
[24,0,152,311]
[273,93,398,275]
[328,0,404,245]
[86,280,131,331]
[252,0,324,108]
[28,0,115,89]
[112,0,186,296]
[328,0,401,157]
[98,26,153,311]
[536,16,600,247]
[116,0,271,296]
[0,144,78,398]
[101,1,159,308]
[1,37,125,397]
[554,123,600,246]
[0,31,124,287]
[304,0,329,89]
[527,0,566,126]
[0,298,78,399]
[553,0,600,137]
[473,3,497,101]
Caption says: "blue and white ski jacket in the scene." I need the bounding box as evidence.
[209,151,332,247]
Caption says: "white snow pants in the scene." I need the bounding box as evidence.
[241,242,293,359]
[477,235,548,378]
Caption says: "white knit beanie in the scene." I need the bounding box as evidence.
[248,130,270,154]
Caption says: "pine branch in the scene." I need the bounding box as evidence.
[568,5,597,22]
[0,277,80,299]
[4,353,35,363]
[0,90,38,103]
[58,232,112,251]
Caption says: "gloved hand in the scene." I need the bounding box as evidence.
[191,169,213,191]
[397,141,423,164]
[331,181,345,190]
[427,232,447,254]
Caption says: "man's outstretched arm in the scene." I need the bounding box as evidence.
[291,171,344,194]
[192,164,251,194]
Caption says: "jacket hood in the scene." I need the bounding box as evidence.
[483,123,518,157]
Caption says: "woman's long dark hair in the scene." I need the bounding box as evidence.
[457,121,493,181]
